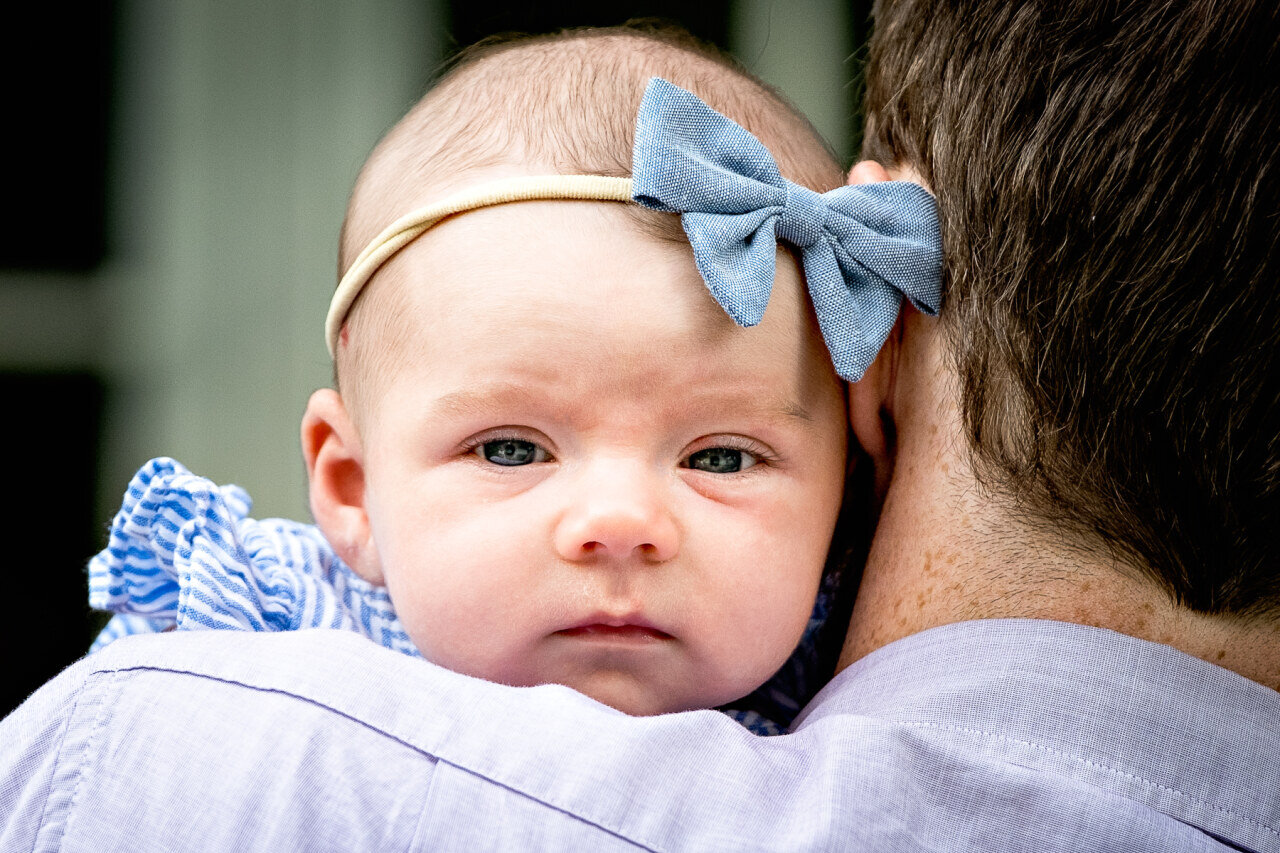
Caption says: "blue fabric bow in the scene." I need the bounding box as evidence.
[631,78,943,382]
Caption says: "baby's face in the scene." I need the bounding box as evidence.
[356,200,848,716]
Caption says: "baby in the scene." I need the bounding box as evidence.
[90,24,939,731]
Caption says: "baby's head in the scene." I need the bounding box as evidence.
[303,25,851,716]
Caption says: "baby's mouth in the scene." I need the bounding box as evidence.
[556,624,673,641]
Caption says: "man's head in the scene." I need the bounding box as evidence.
[860,0,1280,621]
[303,24,852,715]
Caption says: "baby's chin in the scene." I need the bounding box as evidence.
[535,669,749,718]
[418,638,764,717]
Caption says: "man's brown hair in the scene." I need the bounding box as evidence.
[864,0,1280,616]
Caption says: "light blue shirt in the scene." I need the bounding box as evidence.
[2,619,1277,851]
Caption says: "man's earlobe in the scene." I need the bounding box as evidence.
[849,314,903,500]
[301,389,383,585]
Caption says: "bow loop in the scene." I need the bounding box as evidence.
[631,77,942,381]
[682,209,779,326]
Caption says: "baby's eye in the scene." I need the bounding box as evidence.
[684,447,758,474]
[476,439,549,466]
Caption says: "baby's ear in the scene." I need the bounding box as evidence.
[301,389,383,585]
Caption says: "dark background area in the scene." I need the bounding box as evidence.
[448,1,732,49]
[1,6,115,716]
[1,5,114,272]
[0,375,106,715]
[1,0,871,718]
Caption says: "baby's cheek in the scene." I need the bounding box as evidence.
[391,570,532,679]
[761,583,819,661]
[385,569,466,656]
[709,569,818,684]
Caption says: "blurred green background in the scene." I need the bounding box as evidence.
[0,0,872,716]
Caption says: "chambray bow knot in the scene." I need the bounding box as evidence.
[631,77,943,382]
[777,182,826,248]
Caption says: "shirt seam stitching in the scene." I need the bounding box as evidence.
[405,749,440,852]
[436,759,661,852]
[60,670,119,844]
[891,718,1280,840]
[27,683,88,853]
[89,662,660,851]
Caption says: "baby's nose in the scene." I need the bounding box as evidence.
[553,461,679,564]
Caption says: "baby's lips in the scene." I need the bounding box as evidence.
[556,624,673,641]
[555,611,674,640]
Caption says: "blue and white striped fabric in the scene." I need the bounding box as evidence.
[89,457,413,656]
[89,458,847,735]
[632,78,943,382]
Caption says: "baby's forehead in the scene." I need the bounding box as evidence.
[378,198,715,326]
[352,197,826,394]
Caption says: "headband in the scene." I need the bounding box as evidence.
[327,77,942,381]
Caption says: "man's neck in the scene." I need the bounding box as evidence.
[838,458,1280,690]
[837,317,1280,691]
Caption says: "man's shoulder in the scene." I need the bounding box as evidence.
[2,623,1273,851]
[0,630,662,849]
[797,619,1280,851]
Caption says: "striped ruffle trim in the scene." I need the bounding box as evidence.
[88,457,416,656]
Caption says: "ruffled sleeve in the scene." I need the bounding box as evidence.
[88,457,418,657]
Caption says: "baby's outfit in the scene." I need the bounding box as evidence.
[91,457,848,735]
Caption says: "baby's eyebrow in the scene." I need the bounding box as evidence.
[429,383,814,426]
[673,391,815,425]
[430,384,540,419]
[776,400,813,422]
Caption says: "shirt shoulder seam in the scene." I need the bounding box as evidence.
[891,718,1279,840]
[87,661,663,850]
[29,669,117,850]
[60,671,120,842]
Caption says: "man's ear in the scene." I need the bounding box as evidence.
[846,159,902,499]
[849,315,903,500]
[301,388,383,585]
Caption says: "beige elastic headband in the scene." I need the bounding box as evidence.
[326,174,635,357]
